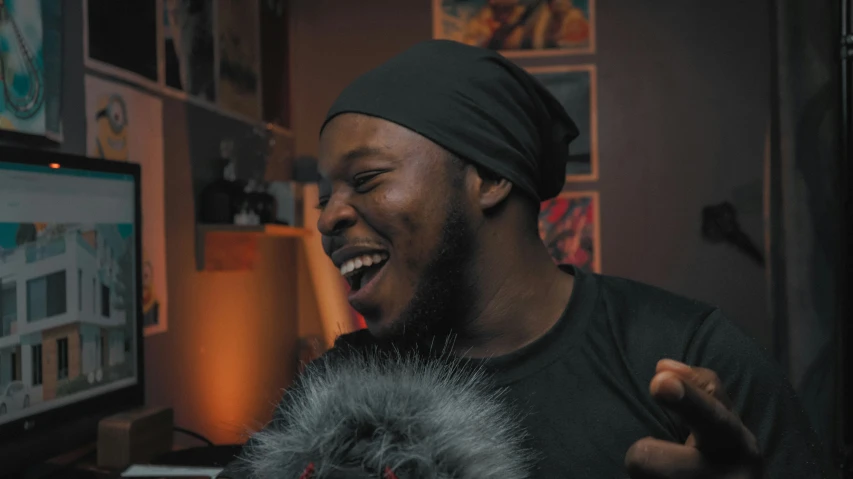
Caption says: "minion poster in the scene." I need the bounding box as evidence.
[84,74,169,337]
[0,0,63,139]
[538,191,600,273]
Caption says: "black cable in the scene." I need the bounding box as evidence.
[173,426,215,447]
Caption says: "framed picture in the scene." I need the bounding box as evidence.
[84,75,169,337]
[432,0,595,57]
[216,0,262,121]
[538,190,600,273]
[162,0,217,104]
[83,0,163,90]
[528,64,597,181]
[0,0,63,140]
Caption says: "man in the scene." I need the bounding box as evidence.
[220,40,828,478]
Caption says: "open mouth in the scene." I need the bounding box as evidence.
[340,252,389,292]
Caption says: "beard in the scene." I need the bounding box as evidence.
[374,194,480,354]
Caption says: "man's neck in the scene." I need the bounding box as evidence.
[453,236,575,359]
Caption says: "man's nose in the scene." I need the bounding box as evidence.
[317,194,357,237]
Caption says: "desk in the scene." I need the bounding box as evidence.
[15,443,242,479]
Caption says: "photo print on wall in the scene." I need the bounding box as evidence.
[538,190,600,273]
[84,0,160,86]
[162,0,216,103]
[433,0,595,57]
[84,75,169,337]
[0,0,63,140]
[528,64,598,181]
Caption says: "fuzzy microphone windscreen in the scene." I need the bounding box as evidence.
[240,346,534,479]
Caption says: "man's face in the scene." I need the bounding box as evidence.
[317,114,477,343]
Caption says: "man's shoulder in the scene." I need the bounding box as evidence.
[592,271,719,322]
[582,271,722,359]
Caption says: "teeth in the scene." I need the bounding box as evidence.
[340,253,388,277]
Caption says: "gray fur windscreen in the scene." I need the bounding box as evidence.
[240,347,535,478]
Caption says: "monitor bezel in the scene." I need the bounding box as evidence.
[0,146,145,474]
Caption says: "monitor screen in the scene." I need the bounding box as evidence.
[0,159,139,426]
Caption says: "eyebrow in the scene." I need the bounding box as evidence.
[319,146,391,187]
[341,146,387,163]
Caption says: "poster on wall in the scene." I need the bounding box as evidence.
[538,190,600,273]
[84,75,169,337]
[162,0,216,102]
[0,0,63,140]
[432,0,595,57]
[528,64,597,181]
[217,0,261,120]
[84,0,159,85]
[259,0,290,128]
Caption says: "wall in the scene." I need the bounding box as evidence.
[2,1,301,445]
[289,0,773,349]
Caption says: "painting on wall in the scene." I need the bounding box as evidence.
[432,0,595,57]
[528,64,597,181]
[538,190,600,273]
[84,0,159,85]
[216,0,261,121]
[84,75,169,337]
[259,0,290,128]
[162,0,216,103]
[0,0,63,139]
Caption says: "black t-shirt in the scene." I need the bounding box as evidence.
[219,266,828,478]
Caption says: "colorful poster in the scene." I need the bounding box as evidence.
[217,0,261,120]
[0,0,62,139]
[433,0,595,57]
[163,0,216,102]
[538,191,600,273]
[529,65,597,181]
[84,0,159,84]
[84,75,168,337]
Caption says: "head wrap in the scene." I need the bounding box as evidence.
[320,40,579,201]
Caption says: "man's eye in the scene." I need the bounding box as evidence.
[315,197,329,210]
[352,171,384,190]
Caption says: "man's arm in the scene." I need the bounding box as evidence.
[682,310,831,478]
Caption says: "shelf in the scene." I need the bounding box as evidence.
[195,224,312,271]
[197,223,311,238]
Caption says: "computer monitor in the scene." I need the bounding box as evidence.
[0,146,144,476]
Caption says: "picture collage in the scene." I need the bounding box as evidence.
[434,0,601,273]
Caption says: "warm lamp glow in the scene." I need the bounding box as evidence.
[183,277,270,444]
[48,162,60,169]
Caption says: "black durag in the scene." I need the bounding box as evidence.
[320,39,580,201]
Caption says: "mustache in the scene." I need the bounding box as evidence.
[323,235,385,256]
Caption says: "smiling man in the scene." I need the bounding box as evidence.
[218,40,828,478]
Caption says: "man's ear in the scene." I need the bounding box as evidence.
[467,166,513,211]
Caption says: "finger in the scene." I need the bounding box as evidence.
[625,437,710,479]
[649,371,760,461]
[656,359,733,409]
